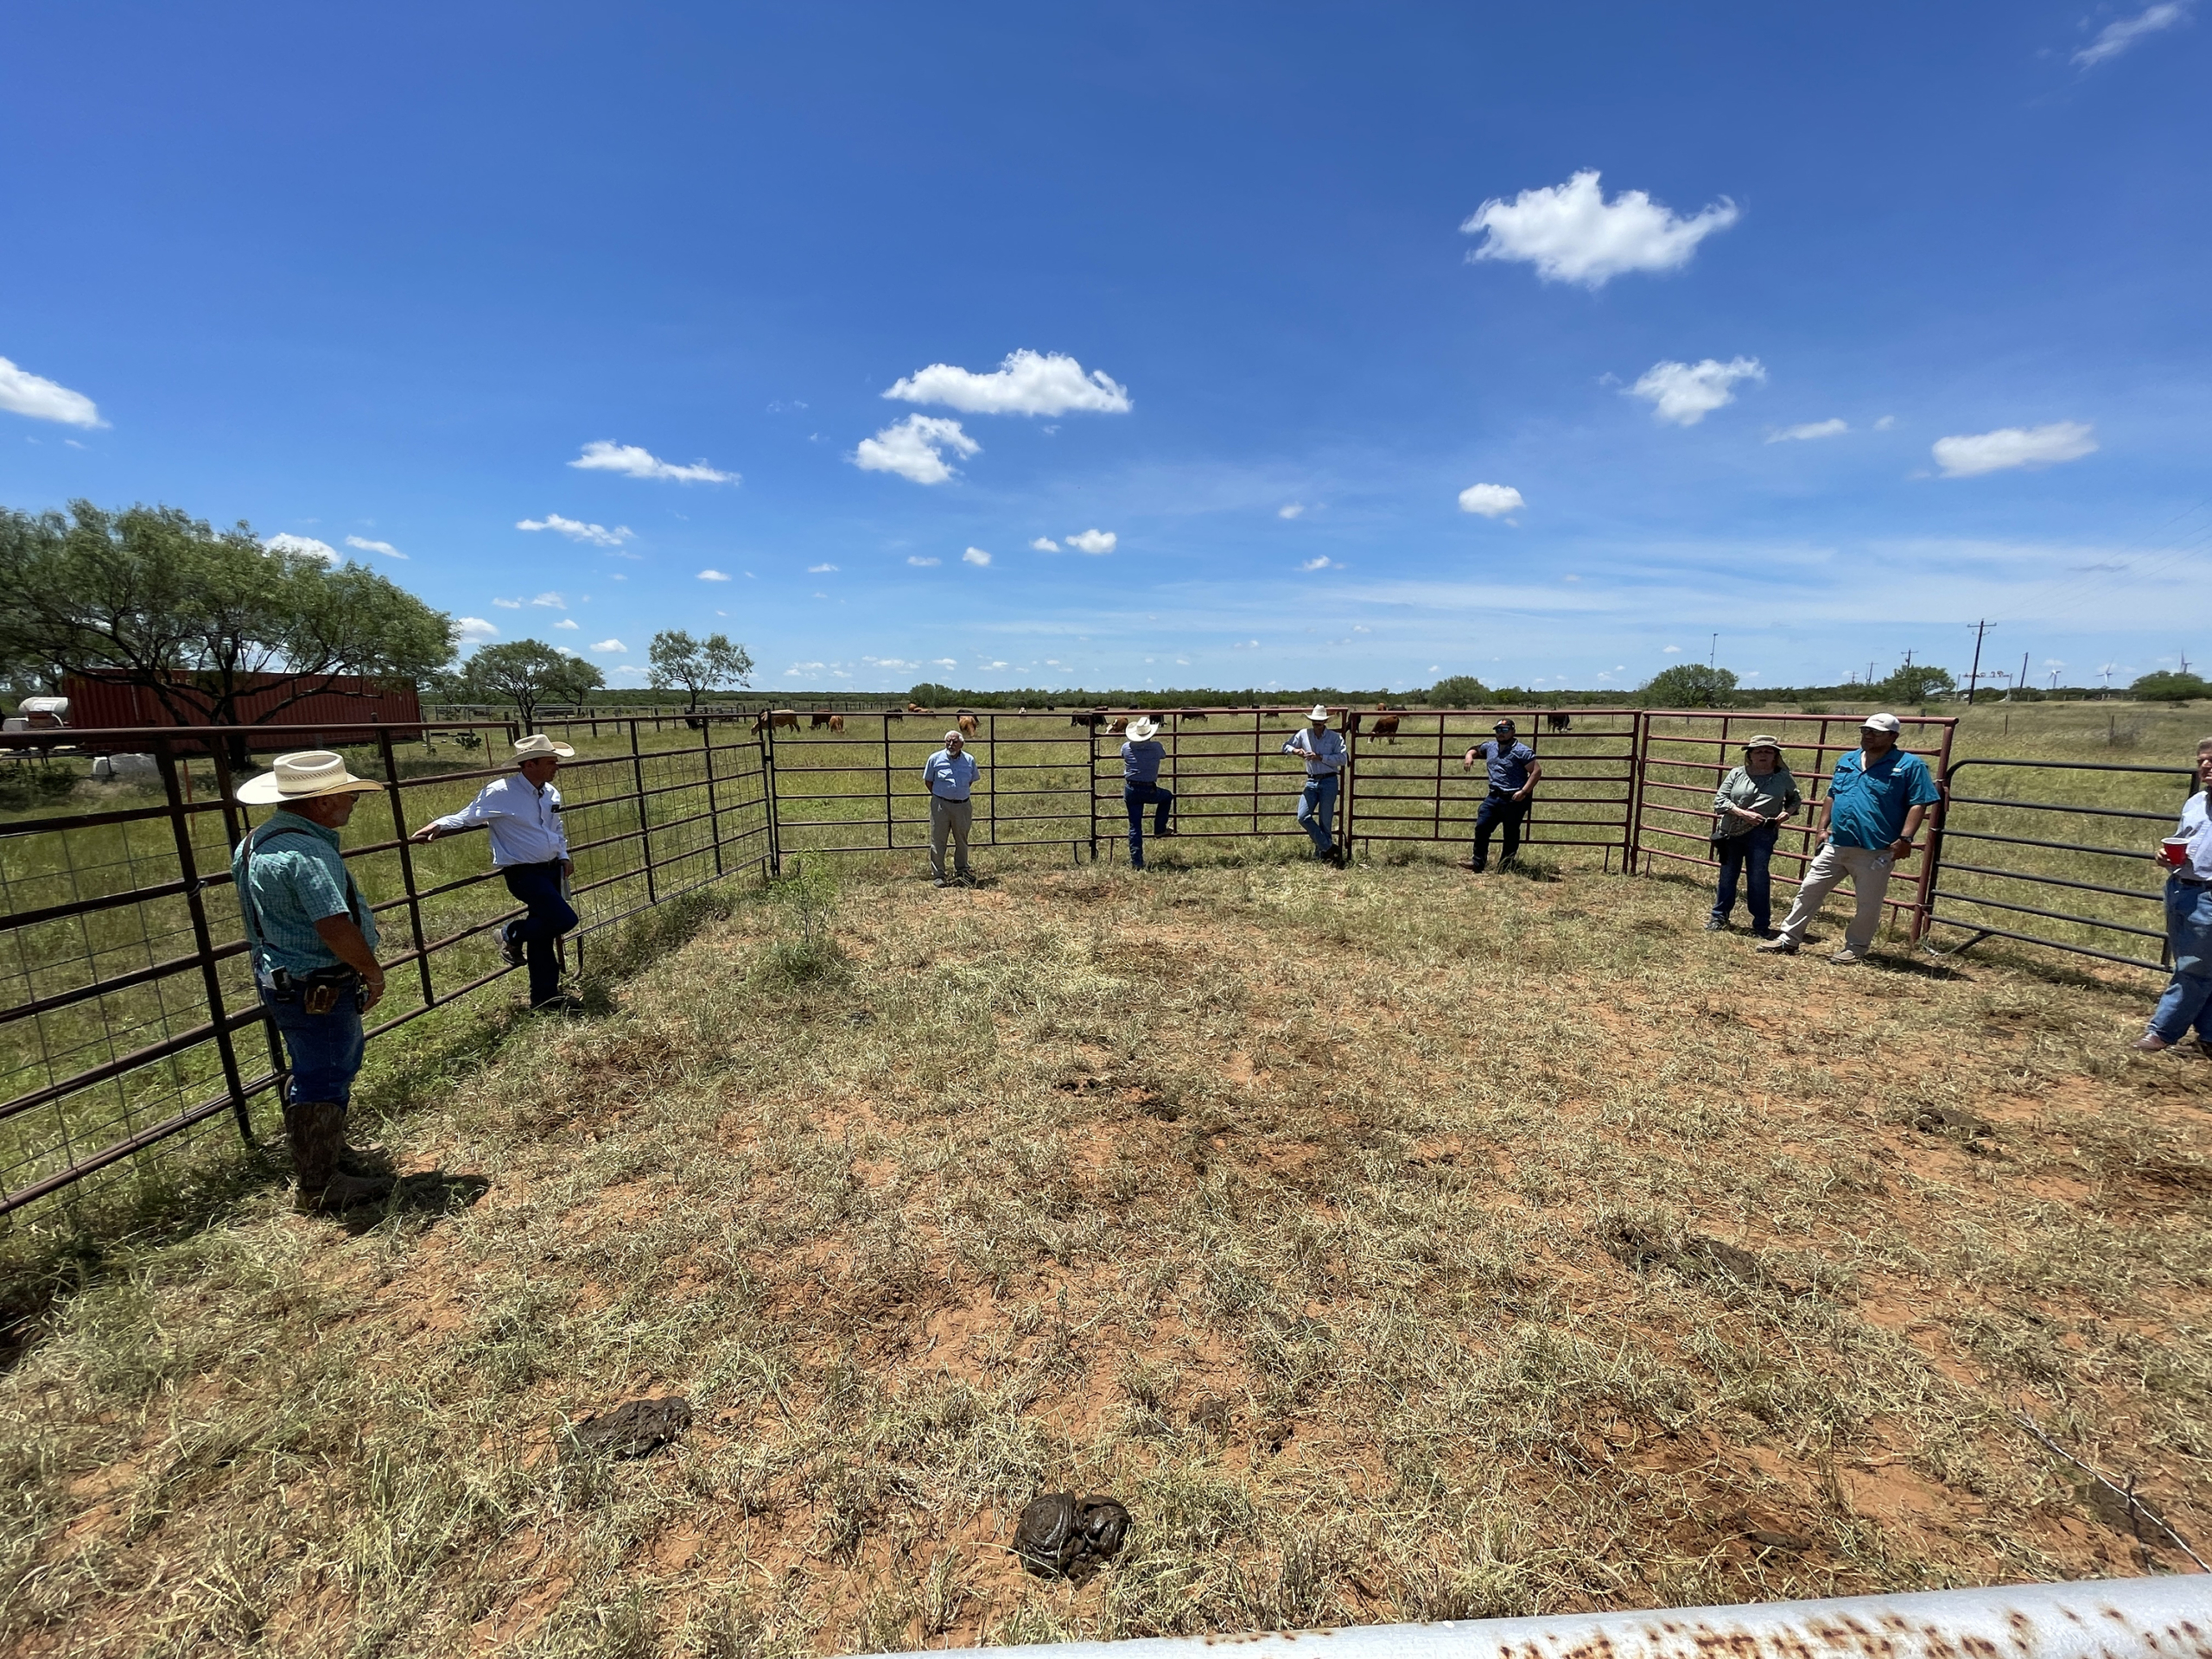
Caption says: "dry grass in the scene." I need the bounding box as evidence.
[3,840,2210,1657]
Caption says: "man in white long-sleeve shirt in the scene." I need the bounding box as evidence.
[1281,704,1349,864]
[410,733,580,1011]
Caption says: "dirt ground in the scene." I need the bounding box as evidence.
[3,844,2209,1657]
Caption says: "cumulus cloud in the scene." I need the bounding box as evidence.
[807,563,839,573]
[457,616,499,644]
[883,350,1131,416]
[591,638,626,652]
[1932,422,2099,478]
[853,415,979,484]
[963,547,991,566]
[0,355,105,427]
[1458,482,1525,518]
[1300,557,1341,571]
[493,597,523,609]
[907,555,942,567]
[1629,357,1766,425]
[1065,529,1116,555]
[1462,170,1739,288]
[554,618,579,630]
[345,535,409,559]
[263,532,338,563]
[1278,503,1306,519]
[1873,415,1897,430]
[2075,2,2190,66]
[697,569,732,581]
[1768,418,1848,442]
[531,592,565,609]
[1030,537,1060,552]
[567,441,737,484]
[517,513,632,546]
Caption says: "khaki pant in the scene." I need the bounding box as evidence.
[930,796,973,880]
[1773,842,1895,953]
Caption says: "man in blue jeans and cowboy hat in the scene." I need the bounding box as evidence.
[1281,704,1349,863]
[411,733,581,1012]
[233,749,398,1215]
[1121,714,1175,869]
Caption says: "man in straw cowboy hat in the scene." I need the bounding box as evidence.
[232,750,397,1215]
[1120,715,1175,870]
[1281,705,1350,864]
[410,733,581,1011]
[921,727,981,887]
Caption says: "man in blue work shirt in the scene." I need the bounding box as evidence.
[234,750,398,1216]
[1121,715,1174,870]
[1281,704,1350,863]
[1758,712,1942,964]
[921,728,980,886]
[1461,719,1542,873]
[411,733,580,1013]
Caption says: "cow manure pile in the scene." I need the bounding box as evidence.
[1013,1493,1132,1581]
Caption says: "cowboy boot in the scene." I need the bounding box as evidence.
[289,1102,387,1176]
[289,1102,395,1214]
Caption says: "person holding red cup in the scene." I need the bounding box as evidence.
[2135,737,2212,1052]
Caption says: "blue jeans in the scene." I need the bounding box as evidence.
[2150,875,2212,1042]
[503,860,578,1005]
[1472,791,1530,868]
[1711,823,1779,931]
[1297,773,1339,855]
[263,985,365,1108]
[1124,781,1173,866]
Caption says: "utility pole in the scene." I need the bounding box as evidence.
[1965,620,1988,706]
[1709,632,1717,669]
[2018,652,2028,701]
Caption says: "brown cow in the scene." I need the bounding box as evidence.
[828,714,845,734]
[957,713,980,739]
[1182,710,1208,721]
[810,709,835,728]
[1107,715,1129,735]
[1071,709,1107,728]
[1546,712,1573,732]
[1371,712,1402,742]
[906,702,928,714]
[753,709,800,734]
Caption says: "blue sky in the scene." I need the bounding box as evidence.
[3,3,2207,696]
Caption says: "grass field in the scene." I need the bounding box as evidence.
[2,830,2208,1656]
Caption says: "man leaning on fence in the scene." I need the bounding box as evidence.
[233,750,397,1216]
[410,733,581,1014]
[1757,713,1941,965]
[2133,735,2212,1054]
[1281,705,1350,864]
[1461,718,1541,873]
[922,728,980,887]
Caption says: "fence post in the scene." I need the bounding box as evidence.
[156,740,253,1146]
[1625,710,1649,874]
[881,714,894,853]
[1340,709,1358,853]
[1910,717,1959,944]
[762,720,783,878]
[377,728,437,1008]
[629,719,658,904]
[701,715,724,877]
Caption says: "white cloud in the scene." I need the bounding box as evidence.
[1768,418,1848,442]
[1663,645,1682,654]
[493,597,524,609]
[530,592,565,609]
[1461,170,1739,288]
[963,547,992,566]
[553,646,579,658]
[1278,503,1306,519]
[263,533,338,564]
[517,513,632,546]
[1030,537,1060,552]
[554,618,579,630]
[807,563,839,573]
[1458,482,1525,518]
[591,638,626,652]
[0,355,105,427]
[883,350,1131,416]
[1300,557,1341,571]
[1873,415,1897,430]
[932,658,957,669]
[2075,3,2190,67]
[457,616,499,644]
[1630,357,1766,425]
[344,535,409,559]
[1932,422,2098,478]
[1066,528,1116,555]
[697,569,732,581]
[567,440,737,484]
[853,415,979,485]
[908,555,941,567]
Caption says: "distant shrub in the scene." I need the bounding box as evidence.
[0,765,79,810]
[2131,671,2211,703]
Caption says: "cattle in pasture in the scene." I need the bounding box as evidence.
[828,714,845,734]
[1107,715,1129,734]
[1343,711,1363,734]
[1371,713,1402,742]
[906,702,928,714]
[1183,710,1208,721]
[1071,710,1107,728]
[1547,712,1573,732]
[957,713,980,739]
[753,709,800,734]
[810,709,835,728]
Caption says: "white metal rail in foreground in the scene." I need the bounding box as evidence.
[878,1575,2212,1659]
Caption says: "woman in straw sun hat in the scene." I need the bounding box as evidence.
[1707,734,1801,937]
[410,732,581,1012]
[232,750,397,1215]
[1120,715,1175,869]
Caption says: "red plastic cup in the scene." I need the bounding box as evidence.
[2162,836,2193,868]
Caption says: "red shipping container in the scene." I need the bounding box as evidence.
[60,671,423,753]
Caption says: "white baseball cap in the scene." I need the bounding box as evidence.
[1861,712,1902,734]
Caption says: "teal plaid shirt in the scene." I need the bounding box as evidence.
[232,809,378,979]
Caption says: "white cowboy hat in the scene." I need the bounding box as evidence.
[514,733,576,760]
[1126,715,1160,741]
[235,749,382,805]
[1306,704,1332,722]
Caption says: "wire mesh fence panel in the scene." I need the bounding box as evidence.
[0,717,769,1223]
[1924,757,2195,973]
[1634,710,1957,938]
[1089,707,1337,856]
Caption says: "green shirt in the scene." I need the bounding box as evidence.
[232,810,378,978]
[1711,765,1802,840]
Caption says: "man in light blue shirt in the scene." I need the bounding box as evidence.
[1460,719,1542,873]
[1120,715,1174,869]
[412,733,580,1009]
[1281,704,1349,863]
[921,728,981,886]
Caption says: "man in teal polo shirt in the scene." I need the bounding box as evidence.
[1757,713,1942,964]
